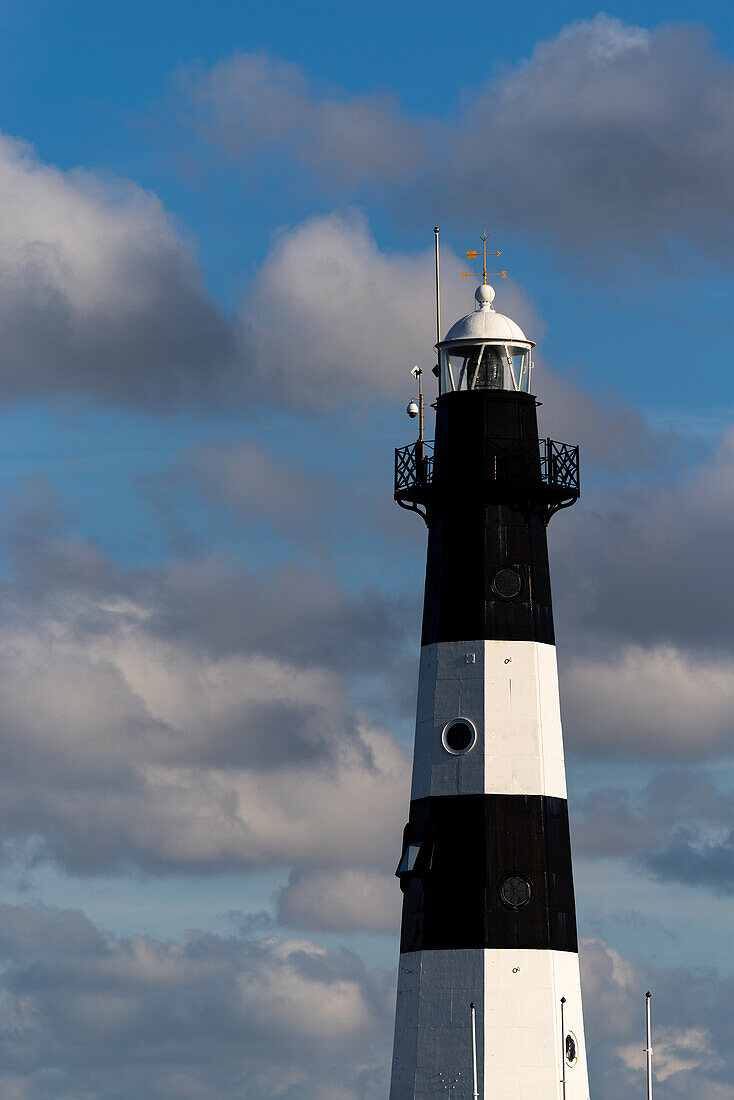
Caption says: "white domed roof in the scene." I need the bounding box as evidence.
[442,284,533,348]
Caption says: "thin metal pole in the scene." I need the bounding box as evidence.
[412,365,425,471]
[434,226,441,349]
[470,1002,479,1100]
[418,372,424,455]
[645,992,653,1100]
[560,997,566,1100]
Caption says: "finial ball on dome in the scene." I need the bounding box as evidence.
[475,283,495,307]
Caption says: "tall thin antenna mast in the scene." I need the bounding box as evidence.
[470,1002,479,1100]
[434,226,441,350]
[645,992,653,1100]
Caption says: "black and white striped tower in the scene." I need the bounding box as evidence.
[389,269,589,1100]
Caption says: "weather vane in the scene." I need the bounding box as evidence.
[462,231,508,283]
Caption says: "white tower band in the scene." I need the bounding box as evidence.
[390,275,589,1099]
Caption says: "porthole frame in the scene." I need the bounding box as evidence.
[498,873,533,911]
[491,566,524,601]
[441,718,477,756]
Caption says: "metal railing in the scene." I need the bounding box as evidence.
[394,437,579,497]
[395,441,435,494]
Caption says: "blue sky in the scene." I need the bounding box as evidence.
[2,2,734,1098]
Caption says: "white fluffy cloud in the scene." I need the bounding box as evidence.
[579,937,734,1100]
[0,903,393,1100]
[243,209,660,476]
[619,1027,717,1081]
[0,133,238,409]
[244,211,503,408]
[0,906,731,1100]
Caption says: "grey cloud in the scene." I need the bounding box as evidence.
[0,903,393,1100]
[538,367,675,475]
[0,133,239,411]
[0,477,409,875]
[433,16,734,258]
[152,557,417,674]
[574,770,734,896]
[579,936,734,1098]
[554,430,734,651]
[0,604,408,873]
[174,19,734,262]
[276,868,401,934]
[542,430,734,760]
[5,471,416,676]
[173,437,328,539]
[644,828,734,895]
[0,124,679,463]
[1,903,734,1100]
[561,643,734,760]
[177,51,424,189]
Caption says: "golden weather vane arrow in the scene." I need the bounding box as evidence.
[462,231,508,283]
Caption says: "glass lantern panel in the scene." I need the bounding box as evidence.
[440,344,532,394]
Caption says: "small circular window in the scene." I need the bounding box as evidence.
[491,567,523,601]
[442,719,476,756]
[565,1032,578,1067]
[499,874,533,910]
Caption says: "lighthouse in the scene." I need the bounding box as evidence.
[389,242,589,1100]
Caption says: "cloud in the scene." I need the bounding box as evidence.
[0,127,666,447]
[0,132,238,411]
[0,903,393,1100]
[174,437,328,539]
[539,430,734,762]
[618,1026,717,1081]
[175,19,734,263]
[176,51,424,189]
[573,769,734,897]
[434,16,734,258]
[243,211,488,409]
[554,429,734,654]
[0,904,732,1100]
[579,937,734,1100]
[562,644,734,760]
[644,825,734,895]
[0,478,410,875]
[276,868,401,934]
[242,210,667,475]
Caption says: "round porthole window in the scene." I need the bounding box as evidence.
[498,874,533,910]
[491,567,523,601]
[565,1032,578,1067]
[442,719,476,756]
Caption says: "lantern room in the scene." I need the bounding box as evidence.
[438,283,535,395]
